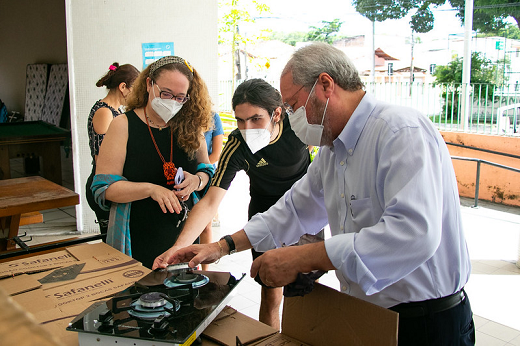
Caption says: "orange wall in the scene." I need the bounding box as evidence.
[441,132,520,207]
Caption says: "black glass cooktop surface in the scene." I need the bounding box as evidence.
[66,269,245,345]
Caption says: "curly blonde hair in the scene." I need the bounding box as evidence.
[126,58,213,158]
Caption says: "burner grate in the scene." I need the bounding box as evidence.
[164,273,209,289]
[139,292,168,308]
[67,270,245,346]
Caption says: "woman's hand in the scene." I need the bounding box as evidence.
[149,184,183,214]
[153,242,222,270]
[173,171,200,202]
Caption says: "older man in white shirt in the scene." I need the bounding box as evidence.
[156,42,475,345]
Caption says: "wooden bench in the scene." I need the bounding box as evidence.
[19,212,43,226]
[0,176,79,251]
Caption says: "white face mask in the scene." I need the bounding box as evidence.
[150,82,183,123]
[288,80,328,147]
[239,112,275,154]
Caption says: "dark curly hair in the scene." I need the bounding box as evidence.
[126,58,212,158]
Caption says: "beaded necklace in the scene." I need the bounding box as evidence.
[144,108,177,185]
[145,112,167,130]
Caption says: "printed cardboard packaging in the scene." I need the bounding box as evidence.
[1,243,398,346]
[0,242,151,346]
[0,250,76,279]
[203,283,399,346]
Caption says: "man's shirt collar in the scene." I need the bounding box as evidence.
[333,92,377,155]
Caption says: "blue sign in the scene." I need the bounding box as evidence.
[142,42,174,69]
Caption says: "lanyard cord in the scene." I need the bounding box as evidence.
[144,107,173,163]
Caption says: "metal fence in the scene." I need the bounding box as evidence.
[426,83,520,136]
[451,155,520,208]
[218,80,520,136]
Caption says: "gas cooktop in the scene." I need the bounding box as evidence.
[66,267,245,346]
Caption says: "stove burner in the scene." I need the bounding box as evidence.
[139,292,167,308]
[176,273,200,283]
[164,273,209,289]
[67,270,245,346]
[127,292,181,321]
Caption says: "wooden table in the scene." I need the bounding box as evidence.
[0,121,70,185]
[0,176,79,251]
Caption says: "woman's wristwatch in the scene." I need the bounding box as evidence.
[220,235,237,255]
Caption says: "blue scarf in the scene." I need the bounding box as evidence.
[91,174,132,256]
[192,163,216,203]
[91,164,214,255]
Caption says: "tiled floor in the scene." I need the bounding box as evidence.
[8,149,520,345]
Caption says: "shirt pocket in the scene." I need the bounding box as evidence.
[350,197,374,229]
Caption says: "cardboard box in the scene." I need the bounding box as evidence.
[0,250,77,278]
[203,283,399,346]
[203,306,279,345]
[1,243,397,345]
[0,242,151,346]
[0,286,63,346]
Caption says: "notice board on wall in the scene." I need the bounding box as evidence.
[142,42,174,69]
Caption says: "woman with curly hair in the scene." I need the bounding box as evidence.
[92,56,215,268]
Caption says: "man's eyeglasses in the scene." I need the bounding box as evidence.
[155,83,190,104]
[283,102,295,116]
[282,85,304,115]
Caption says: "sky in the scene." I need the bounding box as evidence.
[239,0,467,43]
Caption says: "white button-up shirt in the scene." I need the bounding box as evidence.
[244,93,471,308]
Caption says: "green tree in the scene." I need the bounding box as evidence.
[433,52,497,119]
[476,23,520,39]
[353,0,445,33]
[268,31,307,46]
[496,23,520,39]
[433,52,496,85]
[353,0,519,34]
[219,0,270,86]
[450,0,520,32]
[306,19,345,43]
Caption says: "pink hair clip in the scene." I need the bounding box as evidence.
[109,65,117,71]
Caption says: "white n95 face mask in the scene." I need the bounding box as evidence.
[239,112,275,154]
[150,83,183,123]
[288,80,328,147]
[240,128,271,154]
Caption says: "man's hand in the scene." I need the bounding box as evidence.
[250,242,335,287]
[250,247,301,287]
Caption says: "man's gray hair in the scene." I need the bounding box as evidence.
[282,42,364,92]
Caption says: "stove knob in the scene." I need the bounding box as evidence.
[97,310,114,333]
[151,314,169,334]
[98,310,113,323]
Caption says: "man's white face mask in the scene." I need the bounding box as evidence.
[239,111,275,154]
[287,79,328,147]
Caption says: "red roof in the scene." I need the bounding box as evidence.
[375,48,399,61]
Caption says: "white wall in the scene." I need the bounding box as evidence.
[65,0,218,232]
